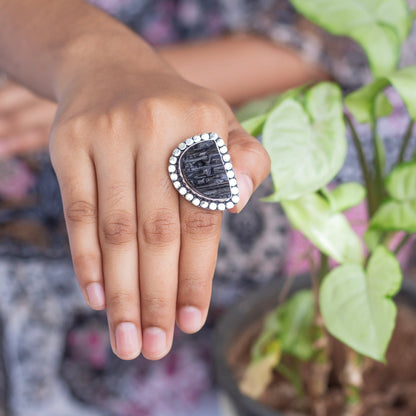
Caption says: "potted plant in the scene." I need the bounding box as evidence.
[214,1,416,415]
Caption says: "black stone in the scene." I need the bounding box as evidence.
[180,140,231,199]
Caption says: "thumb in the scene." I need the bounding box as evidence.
[227,125,271,213]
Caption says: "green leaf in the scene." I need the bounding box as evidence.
[364,228,384,251]
[370,200,416,233]
[320,246,402,361]
[346,66,416,122]
[239,85,308,136]
[241,113,268,137]
[370,161,416,233]
[323,183,366,212]
[236,95,279,123]
[252,290,317,362]
[282,193,363,264]
[375,92,393,119]
[290,0,410,77]
[386,161,416,200]
[263,82,346,201]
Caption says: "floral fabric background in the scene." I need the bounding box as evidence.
[0,1,415,415]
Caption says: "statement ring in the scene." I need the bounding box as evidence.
[168,132,239,211]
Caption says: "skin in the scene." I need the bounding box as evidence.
[0,1,324,361]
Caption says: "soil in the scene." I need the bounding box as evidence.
[228,304,416,416]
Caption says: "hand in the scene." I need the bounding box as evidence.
[0,80,55,158]
[49,38,270,361]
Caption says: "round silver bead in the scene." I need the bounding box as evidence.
[192,198,201,206]
[185,193,193,201]
[229,178,237,187]
[216,138,225,147]
[218,203,226,211]
[222,154,231,162]
[232,195,240,204]
[231,187,239,195]
[173,148,181,157]
[179,187,187,195]
[169,156,177,164]
[173,181,181,189]
[200,201,209,209]
[168,165,176,173]
[220,146,228,154]
[170,173,178,181]
[210,132,218,140]
[224,162,232,170]
[186,138,194,146]
[201,133,210,140]
[226,201,234,209]
[178,142,186,150]
[193,135,201,142]
[227,170,235,178]
[209,202,217,210]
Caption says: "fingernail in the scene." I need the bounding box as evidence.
[143,327,167,358]
[178,306,202,333]
[236,174,253,212]
[115,322,141,359]
[86,282,105,309]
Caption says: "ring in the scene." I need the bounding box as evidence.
[168,132,240,210]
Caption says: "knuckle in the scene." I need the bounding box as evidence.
[108,291,136,313]
[142,295,170,316]
[180,274,212,300]
[66,200,97,224]
[188,100,224,127]
[102,211,137,246]
[135,97,165,134]
[72,252,100,275]
[141,209,179,246]
[182,211,220,238]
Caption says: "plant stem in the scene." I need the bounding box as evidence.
[342,349,364,416]
[344,115,375,217]
[371,118,385,210]
[394,233,412,255]
[306,252,331,415]
[397,119,414,163]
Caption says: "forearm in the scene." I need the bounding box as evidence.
[159,34,328,105]
[0,0,165,101]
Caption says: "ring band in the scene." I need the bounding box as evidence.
[168,132,239,210]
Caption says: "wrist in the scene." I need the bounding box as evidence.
[53,30,173,101]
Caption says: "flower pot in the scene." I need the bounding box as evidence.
[213,275,416,416]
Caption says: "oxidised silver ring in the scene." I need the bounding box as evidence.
[168,132,239,210]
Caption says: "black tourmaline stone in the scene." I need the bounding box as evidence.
[180,140,231,199]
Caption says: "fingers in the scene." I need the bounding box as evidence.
[0,82,38,113]
[176,198,222,333]
[0,127,50,158]
[0,90,56,156]
[227,124,271,213]
[94,146,141,360]
[0,99,56,135]
[136,142,181,360]
[51,149,105,312]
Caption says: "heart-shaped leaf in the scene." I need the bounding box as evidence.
[263,82,346,201]
[290,0,411,77]
[320,246,402,361]
[240,85,308,136]
[346,66,416,123]
[370,161,416,232]
[323,183,366,212]
[282,193,363,264]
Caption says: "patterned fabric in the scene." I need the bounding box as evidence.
[0,1,415,415]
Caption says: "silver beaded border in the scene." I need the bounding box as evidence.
[168,132,239,211]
